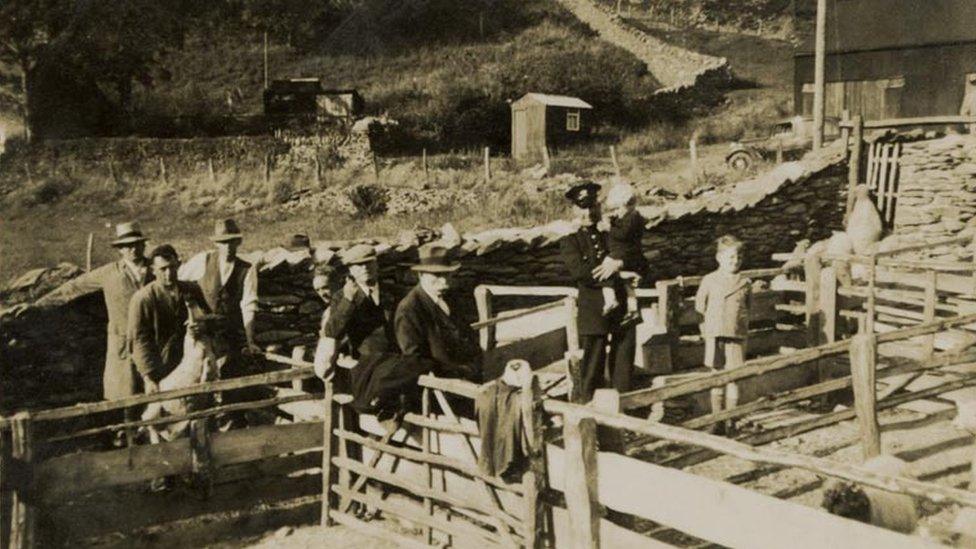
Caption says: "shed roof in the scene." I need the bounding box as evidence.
[517,93,593,109]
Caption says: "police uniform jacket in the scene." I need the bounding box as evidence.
[559,224,625,336]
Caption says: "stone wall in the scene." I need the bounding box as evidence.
[892,134,976,242]
[556,0,732,108]
[0,147,847,412]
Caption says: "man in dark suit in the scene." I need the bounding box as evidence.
[560,182,636,402]
[394,243,483,382]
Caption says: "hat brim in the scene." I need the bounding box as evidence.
[410,263,461,273]
[343,256,377,265]
[111,235,148,247]
[211,234,243,242]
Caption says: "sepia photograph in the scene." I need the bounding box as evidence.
[2,0,976,547]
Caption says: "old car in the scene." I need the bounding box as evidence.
[725,116,841,170]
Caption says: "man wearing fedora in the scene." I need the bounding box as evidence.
[560,182,636,403]
[394,242,482,382]
[36,221,153,404]
[179,219,260,366]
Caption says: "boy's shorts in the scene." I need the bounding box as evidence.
[704,336,746,370]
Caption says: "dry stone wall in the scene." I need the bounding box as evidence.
[0,148,847,412]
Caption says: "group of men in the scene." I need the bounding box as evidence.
[312,241,483,420]
[37,218,260,442]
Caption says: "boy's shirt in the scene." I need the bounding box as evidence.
[606,208,648,275]
[694,270,751,338]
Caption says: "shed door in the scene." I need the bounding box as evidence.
[513,108,528,159]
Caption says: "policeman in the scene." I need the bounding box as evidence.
[559,182,636,402]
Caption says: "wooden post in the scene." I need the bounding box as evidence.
[207,157,216,184]
[474,286,497,350]
[483,146,491,183]
[564,296,580,355]
[189,418,213,499]
[924,270,937,359]
[422,148,428,179]
[291,346,306,391]
[159,156,167,184]
[812,0,827,150]
[609,145,620,177]
[263,30,269,90]
[264,153,272,185]
[421,387,434,544]
[615,0,622,15]
[804,255,823,347]
[844,115,864,224]
[372,151,380,182]
[108,160,117,186]
[591,389,623,454]
[521,375,547,549]
[562,413,600,549]
[840,110,851,158]
[321,381,336,526]
[850,333,881,460]
[542,146,552,175]
[688,136,699,182]
[314,156,322,186]
[775,138,784,164]
[866,255,877,335]
[820,266,838,344]
[85,233,94,272]
[10,412,35,549]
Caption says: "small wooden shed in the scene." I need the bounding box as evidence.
[511,93,593,162]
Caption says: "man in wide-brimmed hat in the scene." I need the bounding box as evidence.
[394,242,482,382]
[37,221,154,406]
[559,181,635,403]
[179,219,260,422]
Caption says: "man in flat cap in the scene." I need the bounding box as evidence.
[560,182,636,403]
[394,242,483,382]
[315,244,424,418]
[36,221,153,408]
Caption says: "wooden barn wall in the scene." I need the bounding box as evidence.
[794,42,976,119]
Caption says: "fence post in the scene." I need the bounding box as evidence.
[689,136,699,183]
[314,157,322,186]
[189,418,213,499]
[609,145,620,178]
[866,254,877,335]
[207,157,216,184]
[10,412,35,549]
[820,266,837,344]
[474,286,497,350]
[320,381,336,526]
[850,332,881,460]
[840,110,851,160]
[804,255,823,347]
[562,412,600,549]
[924,270,937,359]
[85,233,94,272]
[542,146,552,176]
[159,156,167,184]
[564,296,580,355]
[521,375,548,549]
[845,115,864,224]
[291,346,306,392]
[264,153,272,185]
[484,146,491,184]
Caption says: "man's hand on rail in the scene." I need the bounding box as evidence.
[143,377,159,394]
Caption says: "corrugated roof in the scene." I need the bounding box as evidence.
[521,93,593,109]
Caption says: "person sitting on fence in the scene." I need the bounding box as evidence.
[694,234,751,435]
[394,242,484,386]
[600,180,647,329]
[315,244,425,420]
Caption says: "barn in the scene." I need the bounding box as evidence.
[510,93,593,162]
[794,0,976,120]
[263,79,365,120]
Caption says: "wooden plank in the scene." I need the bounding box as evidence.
[874,235,973,258]
[850,334,881,460]
[331,510,432,549]
[418,375,480,400]
[321,382,335,527]
[35,421,324,500]
[332,456,523,533]
[482,328,568,380]
[402,412,480,437]
[875,144,891,213]
[475,286,497,350]
[886,143,900,226]
[471,299,564,330]
[10,413,35,549]
[550,506,676,549]
[332,485,504,547]
[420,386,434,545]
[844,115,863,223]
[20,367,314,425]
[547,447,935,549]
[865,142,877,191]
[562,414,599,549]
[545,396,976,509]
[521,376,547,549]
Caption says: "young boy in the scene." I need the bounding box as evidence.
[694,235,750,433]
[601,182,647,326]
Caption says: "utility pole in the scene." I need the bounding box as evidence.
[263,31,269,90]
[812,0,827,150]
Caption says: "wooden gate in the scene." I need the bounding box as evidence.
[865,141,902,228]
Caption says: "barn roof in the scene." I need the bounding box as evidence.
[519,93,593,109]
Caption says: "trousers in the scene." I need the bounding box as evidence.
[577,325,636,403]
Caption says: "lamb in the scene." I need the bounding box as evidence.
[141,315,220,444]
